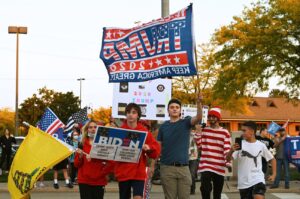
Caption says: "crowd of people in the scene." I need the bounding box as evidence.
[0,97,293,199]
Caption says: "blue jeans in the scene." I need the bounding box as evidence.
[274,158,290,186]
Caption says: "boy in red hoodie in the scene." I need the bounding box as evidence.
[115,103,161,199]
[74,120,114,199]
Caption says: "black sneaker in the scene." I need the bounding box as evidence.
[269,185,278,189]
[285,185,290,189]
[53,183,59,189]
[66,183,73,188]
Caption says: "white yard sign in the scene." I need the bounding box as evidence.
[112,79,172,120]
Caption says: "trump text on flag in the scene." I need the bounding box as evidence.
[100,4,196,82]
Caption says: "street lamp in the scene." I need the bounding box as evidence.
[77,78,85,108]
[8,26,28,136]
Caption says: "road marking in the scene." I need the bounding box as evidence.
[272,193,300,199]
[221,193,229,199]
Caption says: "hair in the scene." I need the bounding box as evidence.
[278,128,285,132]
[125,103,141,120]
[81,120,97,143]
[168,99,181,109]
[259,127,266,134]
[242,121,257,133]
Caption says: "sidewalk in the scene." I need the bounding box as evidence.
[1,180,300,193]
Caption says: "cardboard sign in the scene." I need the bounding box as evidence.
[112,79,172,120]
[90,126,147,163]
[181,104,209,124]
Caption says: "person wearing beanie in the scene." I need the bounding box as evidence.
[158,96,203,199]
[194,106,231,199]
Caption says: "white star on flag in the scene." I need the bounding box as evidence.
[165,57,171,64]
[106,31,112,39]
[155,59,162,66]
[174,56,180,64]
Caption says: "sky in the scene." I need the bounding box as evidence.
[1,0,276,110]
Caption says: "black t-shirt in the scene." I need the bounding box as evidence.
[256,135,274,149]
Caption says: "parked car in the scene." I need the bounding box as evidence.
[12,136,25,154]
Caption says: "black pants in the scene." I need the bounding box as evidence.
[0,150,12,171]
[70,162,78,183]
[200,171,224,199]
[189,159,198,192]
[78,183,104,199]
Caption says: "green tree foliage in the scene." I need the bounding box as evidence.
[172,44,249,114]
[19,87,80,126]
[212,0,300,101]
[269,89,289,98]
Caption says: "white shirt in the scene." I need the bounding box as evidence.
[232,140,274,189]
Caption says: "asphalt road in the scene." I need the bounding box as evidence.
[2,192,300,199]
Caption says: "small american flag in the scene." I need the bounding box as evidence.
[64,107,89,134]
[38,107,65,135]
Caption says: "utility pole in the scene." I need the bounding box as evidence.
[161,0,169,17]
[8,26,28,136]
[77,78,85,108]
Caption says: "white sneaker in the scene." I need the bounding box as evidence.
[38,182,45,188]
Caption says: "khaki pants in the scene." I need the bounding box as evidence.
[160,165,192,199]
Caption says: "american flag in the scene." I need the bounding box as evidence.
[38,107,65,135]
[64,107,89,134]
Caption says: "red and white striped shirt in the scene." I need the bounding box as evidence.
[194,126,231,176]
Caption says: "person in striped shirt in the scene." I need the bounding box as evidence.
[194,107,231,199]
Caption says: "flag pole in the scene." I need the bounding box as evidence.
[22,121,30,127]
[194,46,201,98]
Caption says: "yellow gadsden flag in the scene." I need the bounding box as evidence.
[8,125,73,199]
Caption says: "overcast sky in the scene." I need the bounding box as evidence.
[1,0,269,110]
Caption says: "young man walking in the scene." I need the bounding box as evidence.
[157,97,202,199]
[194,107,231,199]
[227,121,276,199]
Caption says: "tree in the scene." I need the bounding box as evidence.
[269,89,289,98]
[19,87,80,126]
[0,108,15,135]
[212,0,300,101]
[89,107,112,124]
[172,44,250,114]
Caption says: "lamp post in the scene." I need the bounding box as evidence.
[77,78,85,108]
[8,26,27,136]
[161,0,169,17]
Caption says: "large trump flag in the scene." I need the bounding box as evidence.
[8,126,73,199]
[100,4,196,82]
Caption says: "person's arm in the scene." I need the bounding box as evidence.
[274,136,286,147]
[226,143,240,162]
[268,158,276,181]
[191,95,203,126]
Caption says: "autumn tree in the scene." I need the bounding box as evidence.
[212,0,300,102]
[19,87,80,125]
[89,107,112,124]
[172,44,249,113]
[0,108,15,135]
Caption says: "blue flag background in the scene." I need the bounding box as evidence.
[100,4,196,82]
